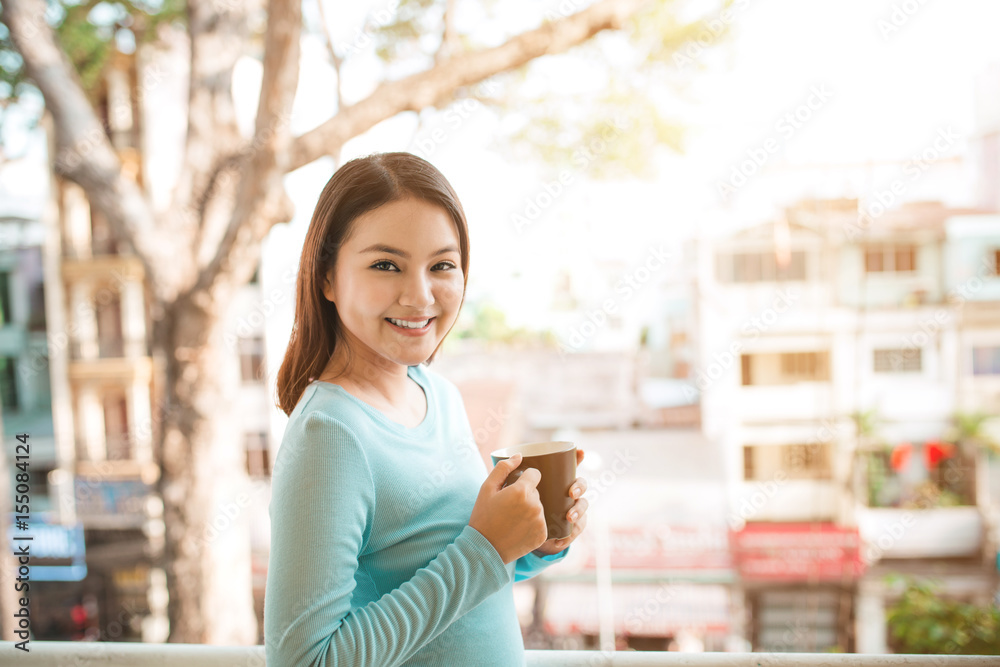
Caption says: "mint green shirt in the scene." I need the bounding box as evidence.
[264,363,568,666]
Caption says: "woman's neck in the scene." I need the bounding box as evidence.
[317,349,412,405]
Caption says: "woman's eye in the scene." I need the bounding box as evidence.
[371,260,456,272]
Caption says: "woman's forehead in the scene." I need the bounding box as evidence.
[344,200,461,250]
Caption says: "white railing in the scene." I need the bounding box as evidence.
[3,642,999,666]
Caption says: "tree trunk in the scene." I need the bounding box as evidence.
[155,293,257,644]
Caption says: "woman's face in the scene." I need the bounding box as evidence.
[323,196,465,370]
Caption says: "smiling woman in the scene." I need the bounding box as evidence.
[266,152,589,667]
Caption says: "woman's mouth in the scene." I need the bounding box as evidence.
[385,317,435,334]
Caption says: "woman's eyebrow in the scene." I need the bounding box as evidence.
[359,243,459,258]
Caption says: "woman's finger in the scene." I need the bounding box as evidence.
[567,497,589,522]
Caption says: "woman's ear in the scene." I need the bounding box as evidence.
[321,268,336,303]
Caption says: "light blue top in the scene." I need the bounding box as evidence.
[264,363,569,667]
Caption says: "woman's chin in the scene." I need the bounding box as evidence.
[386,347,436,367]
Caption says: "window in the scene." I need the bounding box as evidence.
[728,250,806,282]
[741,351,830,385]
[864,244,917,273]
[873,348,922,373]
[239,336,266,383]
[865,249,883,272]
[103,392,131,460]
[244,431,270,477]
[743,443,833,481]
[96,295,124,357]
[972,346,1000,375]
[895,246,915,272]
[733,252,761,281]
[781,352,823,380]
[27,282,46,331]
[0,272,11,326]
[30,468,52,511]
[783,444,832,479]
[0,357,17,410]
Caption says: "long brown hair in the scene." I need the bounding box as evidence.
[275,152,471,416]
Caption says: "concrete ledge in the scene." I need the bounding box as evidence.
[2,642,998,666]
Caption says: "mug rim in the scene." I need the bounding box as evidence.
[490,440,576,459]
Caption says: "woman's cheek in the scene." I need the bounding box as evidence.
[438,275,465,306]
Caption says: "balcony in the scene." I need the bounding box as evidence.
[68,352,153,382]
[5,643,999,665]
[856,506,984,560]
[737,384,835,423]
[734,479,839,523]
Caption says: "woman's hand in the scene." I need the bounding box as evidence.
[469,453,548,565]
[532,449,588,557]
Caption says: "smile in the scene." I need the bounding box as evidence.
[385,317,435,332]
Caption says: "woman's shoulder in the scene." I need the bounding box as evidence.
[274,384,371,471]
[283,383,369,439]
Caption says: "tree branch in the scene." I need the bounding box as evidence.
[288,0,648,172]
[171,0,250,255]
[1,0,166,293]
[434,0,460,65]
[188,151,245,262]
[190,0,302,304]
[315,0,344,112]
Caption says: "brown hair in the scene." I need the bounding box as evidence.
[275,152,471,416]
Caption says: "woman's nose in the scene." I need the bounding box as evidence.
[399,271,434,308]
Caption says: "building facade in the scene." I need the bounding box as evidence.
[695,197,1000,652]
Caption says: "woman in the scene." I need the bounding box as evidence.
[265,152,589,666]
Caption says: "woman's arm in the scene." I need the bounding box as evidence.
[264,412,511,667]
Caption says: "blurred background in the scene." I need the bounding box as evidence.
[1,0,1000,655]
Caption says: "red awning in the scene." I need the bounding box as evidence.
[731,523,865,583]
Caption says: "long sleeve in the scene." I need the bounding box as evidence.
[264,411,512,667]
[514,546,570,583]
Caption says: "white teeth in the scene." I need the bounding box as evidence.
[388,318,430,329]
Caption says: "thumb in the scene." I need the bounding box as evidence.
[488,453,522,491]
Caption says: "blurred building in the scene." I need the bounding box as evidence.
[0,211,94,640]
[0,214,55,493]
[693,196,1000,652]
[43,49,167,642]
